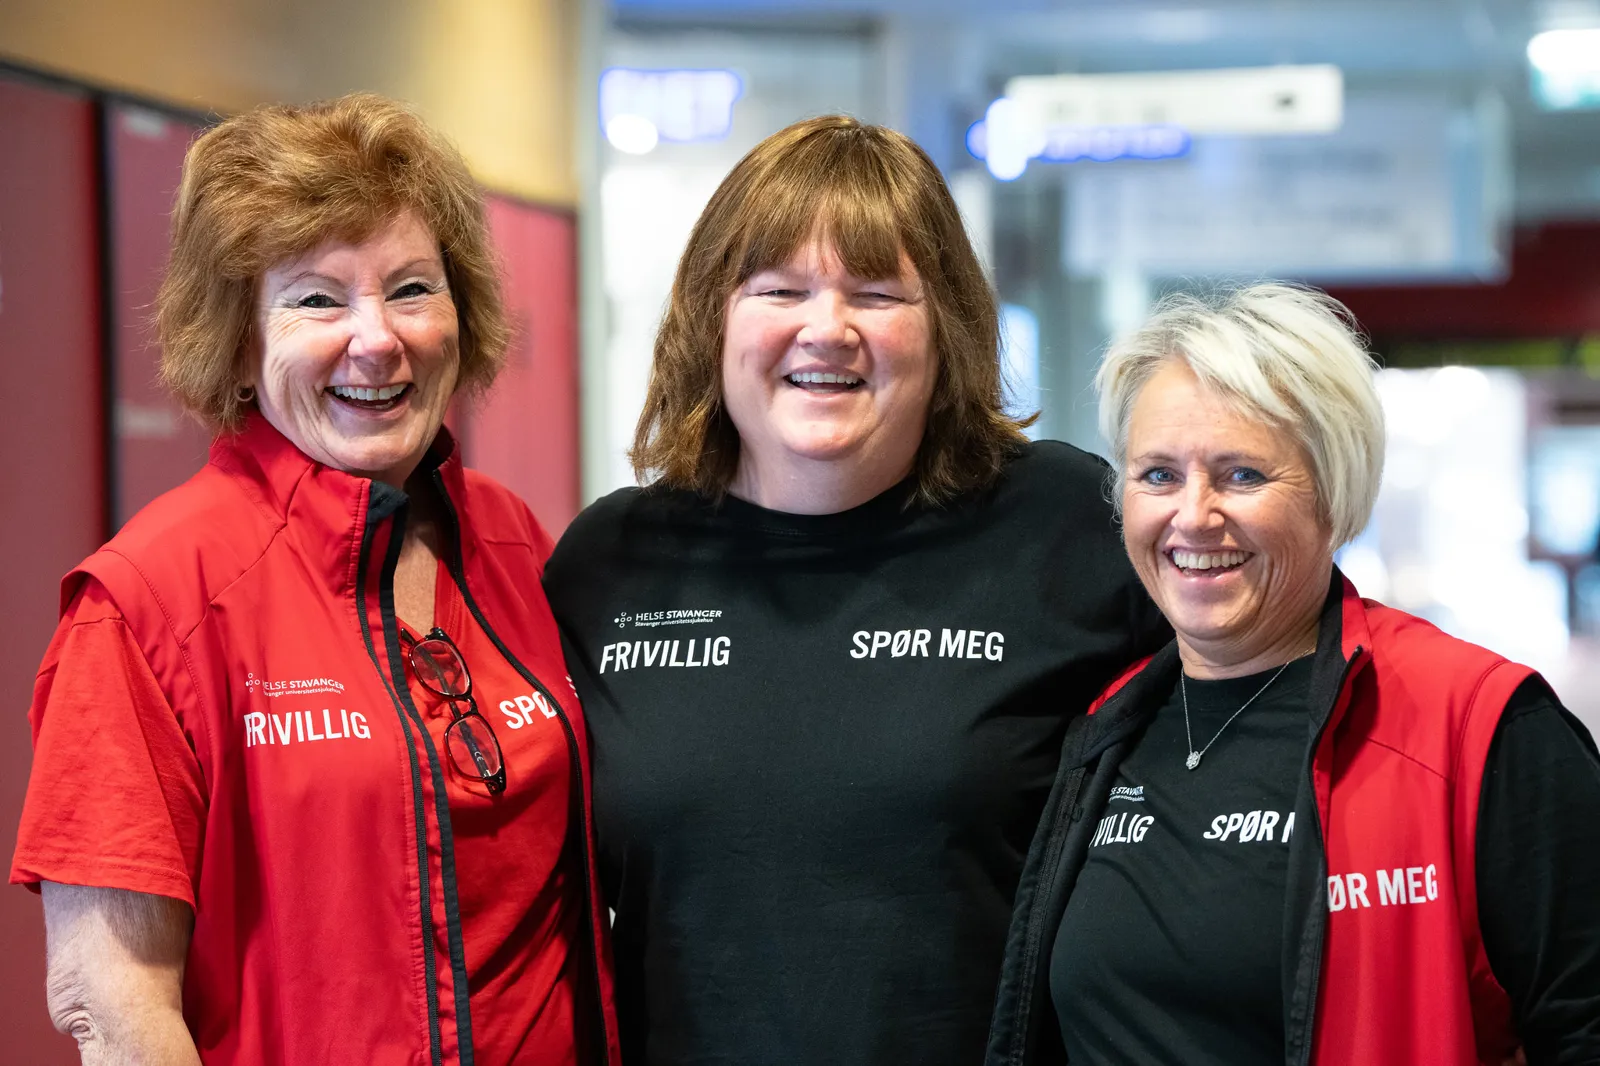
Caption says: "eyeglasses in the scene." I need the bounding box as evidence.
[402,626,506,795]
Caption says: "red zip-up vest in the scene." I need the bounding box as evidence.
[64,416,619,1066]
[1309,580,1529,1065]
[986,575,1535,1066]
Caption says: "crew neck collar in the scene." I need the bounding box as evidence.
[707,474,921,538]
[1180,653,1316,704]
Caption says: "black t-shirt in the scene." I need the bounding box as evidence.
[542,442,1168,1066]
[1051,666,1600,1065]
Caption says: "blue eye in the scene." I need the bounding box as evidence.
[1227,467,1266,485]
[1139,467,1178,485]
[296,293,337,309]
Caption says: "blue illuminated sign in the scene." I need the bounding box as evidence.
[599,68,744,145]
[967,112,1190,179]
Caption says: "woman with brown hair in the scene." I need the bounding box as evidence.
[542,115,1167,1065]
[11,93,617,1065]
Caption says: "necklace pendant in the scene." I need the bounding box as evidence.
[1185,751,1202,770]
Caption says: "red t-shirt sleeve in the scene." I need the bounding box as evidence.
[9,579,206,907]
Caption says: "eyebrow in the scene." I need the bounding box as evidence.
[386,257,444,281]
[274,269,323,290]
[1129,451,1272,468]
[271,259,444,291]
[747,267,915,288]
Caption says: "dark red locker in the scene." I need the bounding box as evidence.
[466,196,581,536]
[107,101,212,527]
[0,73,105,1064]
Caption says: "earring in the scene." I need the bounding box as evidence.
[236,384,256,404]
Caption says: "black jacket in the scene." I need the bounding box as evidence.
[982,577,1360,1066]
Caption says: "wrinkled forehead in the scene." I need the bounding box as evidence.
[256,209,443,290]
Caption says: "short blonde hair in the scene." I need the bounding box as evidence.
[631,114,1031,505]
[157,92,509,430]
[1096,283,1385,548]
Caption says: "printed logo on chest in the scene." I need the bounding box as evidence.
[242,669,370,748]
[1092,809,1156,845]
[244,707,371,747]
[1326,864,1440,912]
[602,606,731,674]
[848,628,1005,661]
[1202,809,1295,844]
[600,636,731,673]
[497,689,559,728]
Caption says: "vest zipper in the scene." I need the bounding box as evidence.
[432,471,613,1066]
[356,488,447,1066]
[379,497,479,1065]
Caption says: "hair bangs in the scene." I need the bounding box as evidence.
[1097,283,1385,548]
[634,114,1028,503]
[157,92,509,431]
[732,138,915,287]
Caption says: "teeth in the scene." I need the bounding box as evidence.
[789,371,862,386]
[1172,549,1249,571]
[330,384,407,402]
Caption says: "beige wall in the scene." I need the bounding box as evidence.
[0,0,579,205]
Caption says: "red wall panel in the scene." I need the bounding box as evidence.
[0,74,105,1064]
[466,196,580,536]
[1328,221,1600,339]
[108,102,212,527]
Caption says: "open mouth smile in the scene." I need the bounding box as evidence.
[1167,548,1253,575]
[785,371,864,393]
[327,383,412,412]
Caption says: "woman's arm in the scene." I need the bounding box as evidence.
[42,882,201,1066]
[1476,679,1600,1065]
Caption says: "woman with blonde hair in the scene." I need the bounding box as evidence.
[11,93,617,1065]
[542,115,1168,1065]
[986,283,1600,1066]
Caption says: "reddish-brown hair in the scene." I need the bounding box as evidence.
[631,114,1031,504]
[157,92,508,430]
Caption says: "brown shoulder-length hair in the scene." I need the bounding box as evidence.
[157,92,509,431]
[631,114,1032,505]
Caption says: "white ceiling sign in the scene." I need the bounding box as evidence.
[1063,92,1511,282]
[1006,64,1343,136]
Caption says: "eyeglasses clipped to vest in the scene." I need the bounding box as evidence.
[401,626,507,795]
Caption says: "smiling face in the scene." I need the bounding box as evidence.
[251,210,459,487]
[721,237,936,513]
[1121,359,1334,677]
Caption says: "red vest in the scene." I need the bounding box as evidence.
[1311,581,1530,1065]
[987,575,1536,1066]
[67,417,619,1066]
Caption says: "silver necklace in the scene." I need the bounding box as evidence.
[1180,661,1292,770]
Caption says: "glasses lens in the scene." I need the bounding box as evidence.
[413,638,470,697]
[446,713,503,782]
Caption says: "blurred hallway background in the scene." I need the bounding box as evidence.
[5,0,1600,1058]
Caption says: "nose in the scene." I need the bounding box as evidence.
[796,290,859,352]
[347,297,403,364]
[1172,474,1224,537]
